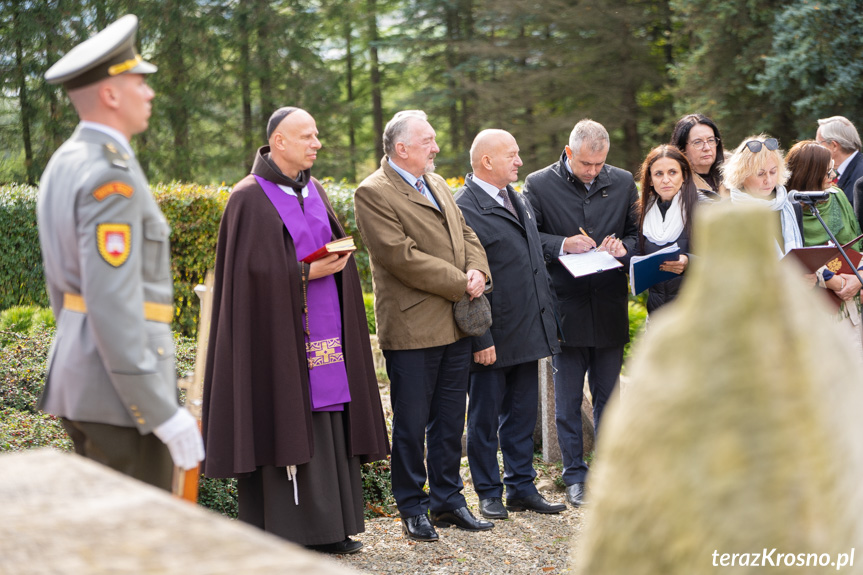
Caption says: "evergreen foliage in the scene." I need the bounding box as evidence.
[6,0,840,184]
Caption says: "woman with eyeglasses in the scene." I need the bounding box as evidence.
[671,113,729,201]
[635,145,705,313]
[786,140,863,357]
[722,135,804,257]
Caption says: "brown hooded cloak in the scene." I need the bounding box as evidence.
[201,146,389,480]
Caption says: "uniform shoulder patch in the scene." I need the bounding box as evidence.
[93,181,134,201]
[97,223,131,267]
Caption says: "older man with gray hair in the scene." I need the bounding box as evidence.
[523,119,638,508]
[354,110,492,542]
[816,115,863,206]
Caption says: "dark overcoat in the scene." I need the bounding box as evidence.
[201,148,389,479]
[837,152,863,206]
[523,151,639,348]
[454,177,561,370]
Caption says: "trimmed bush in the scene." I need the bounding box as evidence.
[323,178,371,293]
[0,322,396,518]
[362,458,396,517]
[152,182,230,336]
[625,299,648,361]
[0,323,53,413]
[363,292,376,335]
[0,305,56,347]
[0,184,47,309]
[0,183,230,337]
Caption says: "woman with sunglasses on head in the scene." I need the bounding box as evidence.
[671,113,729,201]
[635,145,706,313]
[722,135,804,257]
[786,140,863,357]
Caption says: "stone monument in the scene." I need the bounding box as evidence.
[573,204,863,574]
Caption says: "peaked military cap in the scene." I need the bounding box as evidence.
[45,14,156,90]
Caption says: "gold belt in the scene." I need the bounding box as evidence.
[63,293,173,324]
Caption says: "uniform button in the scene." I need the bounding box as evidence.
[137,418,146,425]
[585,199,590,205]
[157,347,164,356]
[588,228,594,234]
[130,405,138,411]
[541,308,546,314]
[534,269,538,275]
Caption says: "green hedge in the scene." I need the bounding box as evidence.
[0,314,389,519]
[0,185,47,310]
[0,180,375,336]
[152,183,230,335]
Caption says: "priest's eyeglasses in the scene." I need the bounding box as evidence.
[744,138,779,153]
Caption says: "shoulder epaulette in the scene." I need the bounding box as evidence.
[103,142,130,170]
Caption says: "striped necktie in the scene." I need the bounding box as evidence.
[415,178,438,209]
[498,189,519,218]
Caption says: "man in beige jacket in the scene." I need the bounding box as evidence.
[354,110,491,542]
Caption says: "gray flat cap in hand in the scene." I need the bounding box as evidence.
[45,14,156,90]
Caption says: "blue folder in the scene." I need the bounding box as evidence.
[629,243,681,295]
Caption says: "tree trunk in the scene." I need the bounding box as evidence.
[238,2,254,172]
[257,0,276,139]
[13,7,36,185]
[165,0,191,181]
[367,0,383,162]
[345,17,357,181]
[445,5,460,153]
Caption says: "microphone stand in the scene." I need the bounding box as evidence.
[793,192,863,289]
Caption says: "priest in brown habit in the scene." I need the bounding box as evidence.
[201,107,389,554]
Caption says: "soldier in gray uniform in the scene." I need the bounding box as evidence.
[37,15,203,490]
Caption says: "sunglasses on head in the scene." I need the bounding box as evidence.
[744,138,779,153]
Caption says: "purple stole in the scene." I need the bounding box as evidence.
[255,175,351,412]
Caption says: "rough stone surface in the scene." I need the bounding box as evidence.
[0,450,359,575]
[572,204,863,574]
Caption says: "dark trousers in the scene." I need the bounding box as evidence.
[384,337,471,518]
[61,418,174,491]
[467,360,539,500]
[553,345,623,486]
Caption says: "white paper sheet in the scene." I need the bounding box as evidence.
[558,249,623,279]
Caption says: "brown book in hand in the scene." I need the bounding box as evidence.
[784,233,863,309]
[300,236,357,263]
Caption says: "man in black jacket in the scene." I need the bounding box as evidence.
[454,130,565,520]
[523,119,638,507]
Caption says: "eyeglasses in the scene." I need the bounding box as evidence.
[744,138,779,153]
[688,137,720,149]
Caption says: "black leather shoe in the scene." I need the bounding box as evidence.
[307,537,363,555]
[565,482,587,507]
[431,506,494,531]
[505,493,566,514]
[479,497,508,519]
[402,513,439,542]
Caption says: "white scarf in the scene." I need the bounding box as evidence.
[643,192,685,246]
[730,185,803,256]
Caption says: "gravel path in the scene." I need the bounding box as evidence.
[334,476,583,574]
[332,377,584,574]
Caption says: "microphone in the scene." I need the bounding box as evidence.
[789,190,835,202]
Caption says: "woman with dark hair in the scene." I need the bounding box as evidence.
[671,113,729,200]
[786,140,863,357]
[636,145,704,313]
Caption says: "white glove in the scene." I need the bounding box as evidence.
[153,408,205,470]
